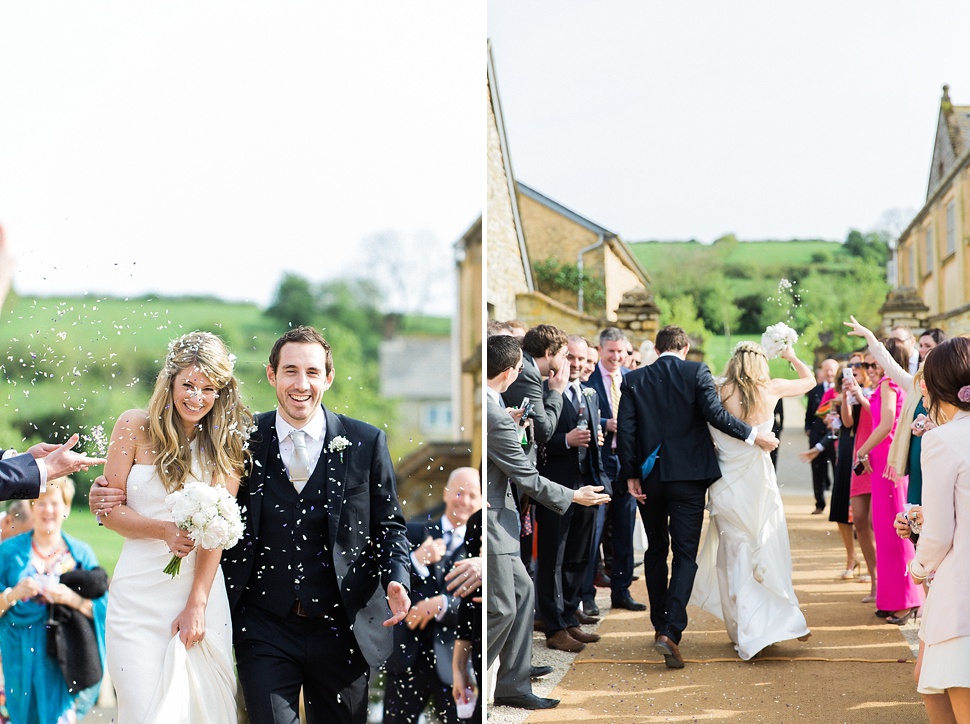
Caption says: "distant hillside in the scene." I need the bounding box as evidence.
[0,293,449,500]
[626,234,891,353]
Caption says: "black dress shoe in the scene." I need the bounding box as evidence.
[574,610,600,625]
[611,593,646,611]
[583,600,600,616]
[493,693,560,710]
[530,665,553,679]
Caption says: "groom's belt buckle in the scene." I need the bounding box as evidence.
[291,600,313,617]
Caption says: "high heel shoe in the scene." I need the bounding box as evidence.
[886,607,920,625]
[839,562,861,580]
[861,594,876,603]
[858,573,872,584]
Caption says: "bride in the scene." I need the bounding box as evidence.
[690,341,815,660]
[101,332,252,722]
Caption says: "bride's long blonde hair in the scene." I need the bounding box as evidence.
[147,332,252,492]
[722,341,771,421]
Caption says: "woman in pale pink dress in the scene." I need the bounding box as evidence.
[854,338,924,623]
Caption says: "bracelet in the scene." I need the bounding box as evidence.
[2,589,17,608]
[858,453,869,462]
[908,558,928,582]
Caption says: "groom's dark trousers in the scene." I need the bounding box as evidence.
[224,408,410,724]
[616,354,752,645]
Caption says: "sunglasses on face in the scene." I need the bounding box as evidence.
[848,362,863,369]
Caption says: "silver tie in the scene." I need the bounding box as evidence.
[289,430,311,490]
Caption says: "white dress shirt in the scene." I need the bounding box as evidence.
[275,409,326,493]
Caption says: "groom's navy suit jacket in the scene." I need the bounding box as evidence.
[616,355,752,486]
[222,407,411,668]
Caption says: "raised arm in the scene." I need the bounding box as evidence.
[845,315,913,389]
[854,379,897,473]
[768,346,815,398]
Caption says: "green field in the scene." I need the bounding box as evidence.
[703,334,803,380]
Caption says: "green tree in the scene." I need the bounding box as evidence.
[266,274,317,328]
[657,294,712,345]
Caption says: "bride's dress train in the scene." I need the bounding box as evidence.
[690,419,809,660]
[105,461,237,723]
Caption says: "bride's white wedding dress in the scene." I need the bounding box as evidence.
[690,418,809,660]
[105,457,237,723]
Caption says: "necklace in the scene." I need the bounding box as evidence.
[31,539,65,559]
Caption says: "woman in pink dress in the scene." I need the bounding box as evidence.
[854,338,924,623]
[843,352,876,601]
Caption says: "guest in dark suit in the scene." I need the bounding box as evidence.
[501,324,570,571]
[1,437,104,503]
[805,358,839,514]
[486,334,610,711]
[383,467,482,724]
[583,327,642,611]
[617,326,779,668]
[223,326,412,724]
[536,335,612,653]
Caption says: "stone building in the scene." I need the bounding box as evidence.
[893,85,970,334]
[486,42,660,347]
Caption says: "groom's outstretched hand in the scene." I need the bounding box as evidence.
[383,581,411,627]
[88,476,126,517]
[754,431,779,452]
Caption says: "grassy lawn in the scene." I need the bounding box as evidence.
[62,507,124,577]
[704,334,804,380]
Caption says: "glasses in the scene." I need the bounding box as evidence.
[862,362,877,369]
[848,363,863,369]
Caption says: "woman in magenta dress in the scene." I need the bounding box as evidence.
[854,338,924,623]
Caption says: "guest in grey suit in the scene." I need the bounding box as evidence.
[486,335,610,711]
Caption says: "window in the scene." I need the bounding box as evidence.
[947,201,956,255]
[909,245,916,286]
[423,403,452,431]
[925,226,934,271]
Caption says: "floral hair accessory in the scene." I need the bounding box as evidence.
[958,385,970,403]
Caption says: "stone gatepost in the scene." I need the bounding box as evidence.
[879,288,930,335]
[613,286,661,349]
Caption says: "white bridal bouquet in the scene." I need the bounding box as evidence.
[760,322,798,359]
[163,481,245,577]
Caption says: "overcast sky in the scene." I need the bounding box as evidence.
[488,1,970,243]
[0,3,482,312]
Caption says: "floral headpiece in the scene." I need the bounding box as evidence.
[958,385,970,403]
[732,340,767,358]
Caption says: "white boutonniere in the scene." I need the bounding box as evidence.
[328,435,351,462]
[582,388,596,399]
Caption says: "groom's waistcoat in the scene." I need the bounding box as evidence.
[242,438,344,622]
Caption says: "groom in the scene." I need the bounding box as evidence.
[92,326,411,723]
[616,326,778,668]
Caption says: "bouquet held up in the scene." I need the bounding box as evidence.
[760,322,798,360]
[163,481,245,577]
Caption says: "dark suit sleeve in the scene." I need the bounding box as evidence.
[616,378,639,482]
[805,387,818,433]
[0,454,43,501]
[367,430,412,595]
[695,365,752,442]
[538,382,565,445]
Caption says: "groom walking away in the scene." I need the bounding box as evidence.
[616,326,778,669]
[91,326,411,723]
[486,334,610,710]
